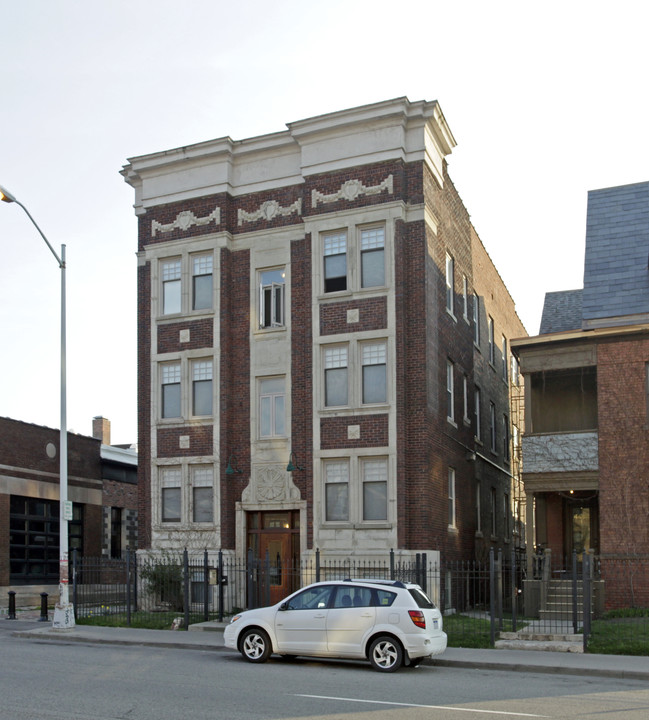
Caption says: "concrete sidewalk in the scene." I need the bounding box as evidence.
[7,617,649,680]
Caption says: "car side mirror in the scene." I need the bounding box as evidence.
[279,602,288,611]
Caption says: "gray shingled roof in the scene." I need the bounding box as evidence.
[539,181,649,335]
[582,181,649,323]
[539,289,583,334]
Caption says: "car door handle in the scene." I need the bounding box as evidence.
[313,613,326,619]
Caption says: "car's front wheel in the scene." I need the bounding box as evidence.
[240,628,272,663]
[369,636,403,672]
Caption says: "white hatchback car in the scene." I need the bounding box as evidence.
[224,579,447,672]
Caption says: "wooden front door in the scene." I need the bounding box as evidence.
[247,510,300,605]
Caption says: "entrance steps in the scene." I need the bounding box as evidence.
[496,630,584,653]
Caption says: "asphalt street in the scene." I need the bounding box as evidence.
[2,621,649,720]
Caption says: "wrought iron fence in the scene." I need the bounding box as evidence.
[71,548,649,653]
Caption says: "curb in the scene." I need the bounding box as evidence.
[10,627,649,681]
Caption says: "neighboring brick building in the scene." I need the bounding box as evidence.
[512,180,649,609]
[0,416,137,604]
[121,97,525,588]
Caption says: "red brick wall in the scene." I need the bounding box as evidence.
[141,193,227,249]
[320,297,387,336]
[137,260,152,548]
[320,415,389,449]
[304,162,405,216]
[103,479,138,510]
[291,235,313,546]
[0,494,8,585]
[0,418,102,482]
[219,247,251,548]
[157,319,213,354]
[157,425,213,458]
[598,338,649,558]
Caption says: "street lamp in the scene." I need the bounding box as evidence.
[0,184,75,629]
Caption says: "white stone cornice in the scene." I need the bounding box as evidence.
[152,207,221,236]
[312,175,393,208]
[237,198,302,226]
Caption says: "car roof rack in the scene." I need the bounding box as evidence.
[343,578,407,588]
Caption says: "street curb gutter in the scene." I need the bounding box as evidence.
[431,657,649,681]
[12,629,649,681]
[11,630,229,654]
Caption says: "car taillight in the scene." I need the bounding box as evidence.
[408,610,426,628]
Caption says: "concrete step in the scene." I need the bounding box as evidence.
[500,631,582,642]
[540,610,590,620]
[495,638,584,653]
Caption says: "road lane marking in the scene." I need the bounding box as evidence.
[295,694,550,717]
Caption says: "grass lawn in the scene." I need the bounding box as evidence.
[76,611,217,630]
[587,618,649,656]
[443,613,528,649]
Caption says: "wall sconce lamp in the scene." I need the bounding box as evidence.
[286,451,304,472]
[225,455,243,475]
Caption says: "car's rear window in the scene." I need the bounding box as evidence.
[375,589,397,607]
[408,587,436,609]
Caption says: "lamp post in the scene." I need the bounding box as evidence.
[1,184,75,629]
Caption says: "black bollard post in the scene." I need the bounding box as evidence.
[8,591,16,619]
[39,592,49,622]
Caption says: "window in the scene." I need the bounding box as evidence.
[473,293,480,345]
[286,585,334,611]
[446,360,455,422]
[192,255,213,310]
[491,488,497,536]
[192,466,213,523]
[362,459,387,521]
[503,414,510,461]
[325,346,348,406]
[9,496,63,581]
[489,402,496,452]
[110,507,122,559]
[476,481,482,534]
[463,375,469,423]
[513,424,520,461]
[474,387,482,440]
[324,231,347,293]
[360,226,385,287]
[323,457,390,525]
[362,343,387,404]
[488,316,495,365]
[511,355,520,386]
[161,363,181,418]
[192,360,213,416]
[445,253,455,315]
[162,488,181,522]
[259,377,285,437]
[259,268,285,328]
[162,260,181,315]
[503,493,510,537]
[448,467,456,528]
[324,460,349,521]
[161,468,181,522]
[501,336,508,382]
[462,276,469,320]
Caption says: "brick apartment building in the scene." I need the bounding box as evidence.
[121,97,525,586]
[512,180,649,608]
[0,416,137,604]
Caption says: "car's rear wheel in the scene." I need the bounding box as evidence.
[369,636,403,672]
[240,628,271,663]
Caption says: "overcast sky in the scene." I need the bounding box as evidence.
[1,0,648,445]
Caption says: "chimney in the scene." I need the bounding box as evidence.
[92,416,111,445]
